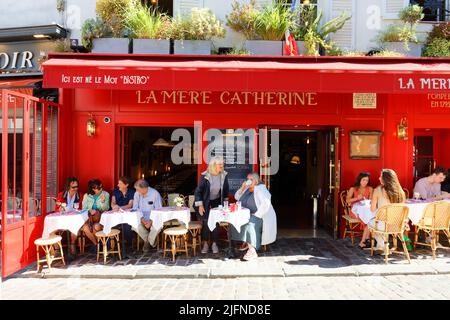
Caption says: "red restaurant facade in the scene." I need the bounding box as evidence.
[2,53,450,277]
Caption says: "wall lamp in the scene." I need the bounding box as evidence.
[397,117,408,140]
[86,113,96,137]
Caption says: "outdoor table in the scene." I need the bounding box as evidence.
[149,206,191,246]
[352,199,450,225]
[99,209,143,257]
[42,210,89,261]
[208,207,251,259]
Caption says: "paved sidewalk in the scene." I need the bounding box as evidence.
[10,237,450,279]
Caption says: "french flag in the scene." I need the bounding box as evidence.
[283,0,299,56]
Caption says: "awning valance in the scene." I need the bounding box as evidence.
[42,54,450,93]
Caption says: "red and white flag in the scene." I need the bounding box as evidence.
[283,29,298,56]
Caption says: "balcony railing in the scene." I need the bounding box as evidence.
[411,0,450,22]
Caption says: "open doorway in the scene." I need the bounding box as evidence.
[119,126,197,196]
[263,128,339,238]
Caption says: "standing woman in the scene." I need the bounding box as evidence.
[81,179,110,246]
[346,172,373,249]
[194,156,229,254]
[233,173,277,261]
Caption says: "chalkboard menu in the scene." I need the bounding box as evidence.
[207,129,255,195]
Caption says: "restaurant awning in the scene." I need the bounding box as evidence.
[0,77,41,95]
[42,53,450,93]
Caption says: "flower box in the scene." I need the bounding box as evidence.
[92,38,130,54]
[173,40,212,55]
[132,39,171,54]
[383,42,423,57]
[244,40,283,56]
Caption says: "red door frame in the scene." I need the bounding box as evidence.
[1,89,60,278]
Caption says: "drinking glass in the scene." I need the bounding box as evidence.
[74,202,79,211]
[223,200,229,210]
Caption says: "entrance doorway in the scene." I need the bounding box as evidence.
[260,127,341,238]
[119,126,197,197]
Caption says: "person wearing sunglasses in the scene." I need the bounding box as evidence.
[53,177,84,255]
[81,179,110,246]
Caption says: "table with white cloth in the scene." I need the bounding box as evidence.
[149,206,191,231]
[42,210,89,238]
[351,199,450,225]
[99,209,143,235]
[208,207,251,258]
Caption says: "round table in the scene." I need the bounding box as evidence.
[99,209,143,235]
[42,210,89,238]
[351,199,450,225]
[149,206,191,231]
[207,207,251,233]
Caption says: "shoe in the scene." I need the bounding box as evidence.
[201,242,209,254]
[242,247,258,261]
[211,242,219,254]
[238,243,249,251]
[142,241,151,254]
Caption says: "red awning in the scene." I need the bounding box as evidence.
[0,78,40,96]
[42,54,450,93]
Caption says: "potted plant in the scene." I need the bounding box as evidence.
[227,0,294,56]
[81,17,113,52]
[293,5,351,56]
[422,22,450,57]
[377,4,424,57]
[170,8,226,55]
[91,0,132,53]
[126,1,171,54]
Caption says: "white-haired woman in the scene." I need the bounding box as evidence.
[233,172,277,261]
[194,156,230,254]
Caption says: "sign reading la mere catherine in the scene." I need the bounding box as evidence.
[136,90,318,106]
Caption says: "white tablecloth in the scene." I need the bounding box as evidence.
[149,206,191,231]
[352,199,450,225]
[42,210,89,238]
[208,207,251,233]
[100,210,143,235]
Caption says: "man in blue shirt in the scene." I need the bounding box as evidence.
[133,179,163,253]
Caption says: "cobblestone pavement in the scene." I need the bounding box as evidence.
[10,237,450,279]
[1,274,449,300]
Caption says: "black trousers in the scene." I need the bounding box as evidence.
[197,198,221,243]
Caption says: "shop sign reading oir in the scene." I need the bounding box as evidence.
[136,90,318,106]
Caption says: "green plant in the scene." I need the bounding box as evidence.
[423,38,450,57]
[125,1,171,39]
[53,39,72,52]
[253,1,295,40]
[372,50,405,57]
[96,0,132,37]
[81,17,112,51]
[226,0,259,40]
[226,47,251,55]
[169,8,225,40]
[399,4,424,31]
[292,3,318,41]
[426,21,450,43]
[376,24,416,50]
[325,41,344,56]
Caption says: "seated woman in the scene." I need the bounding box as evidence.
[369,169,406,251]
[81,179,110,246]
[346,172,373,249]
[111,176,135,257]
[53,177,84,255]
[232,172,277,261]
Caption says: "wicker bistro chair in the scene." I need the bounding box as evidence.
[163,226,189,262]
[339,190,363,245]
[187,221,202,256]
[34,235,65,272]
[95,229,122,264]
[414,201,450,259]
[369,204,411,264]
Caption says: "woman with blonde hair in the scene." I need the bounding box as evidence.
[194,156,230,254]
[369,169,406,250]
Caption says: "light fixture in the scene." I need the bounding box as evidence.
[290,155,300,165]
[33,34,50,39]
[152,138,171,147]
[86,113,96,137]
[150,0,158,5]
[397,117,408,140]
[306,136,310,144]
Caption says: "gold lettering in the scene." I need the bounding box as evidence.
[162,91,176,104]
[266,92,276,105]
[230,92,243,104]
[178,91,188,104]
[277,92,287,105]
[202,91,212,105]
[307,92,317,106]
[220,91,230,104]
[254,92,264,105]
[190,91,200,104]
[136,90,144,104]
[293,92,305,105]
[241,92,251,105]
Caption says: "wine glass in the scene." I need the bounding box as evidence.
[74,202,79,211]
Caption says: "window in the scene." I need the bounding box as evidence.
[411,0,450,22]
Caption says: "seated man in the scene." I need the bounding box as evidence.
[413,166,450,200]
[133,179,162,252]
[441,168,450,194]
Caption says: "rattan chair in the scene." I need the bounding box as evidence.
[95,229,122,264]
[34,235,65,272]
[413,201,450,259]
[369,204,411,264]
[339,190,363,245]
[187,221,202,256]
[163,226,189,261]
